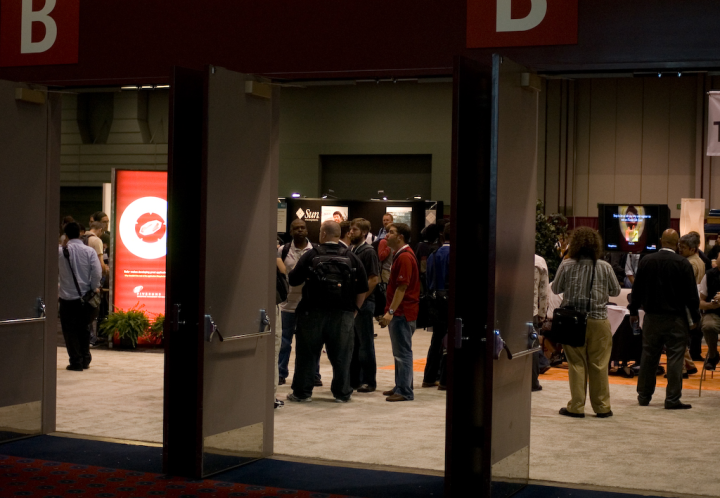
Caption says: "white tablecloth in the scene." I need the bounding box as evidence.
[606,305,645,335]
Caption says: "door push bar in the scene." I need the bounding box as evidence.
[493,322,541,360]
[205,309,272,342]
[0,297,47,326]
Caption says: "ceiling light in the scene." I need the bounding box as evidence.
[291,193,301,198]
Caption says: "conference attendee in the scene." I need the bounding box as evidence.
[423,223,450,389]
[378,236,393,285]
[629,229,700,410]
[679,232,705,362]
[698,266,720,371]
[90,211,111,247]
[287,221,368,403]
[277,219,319,386]
[348,218,380,393]
[415,224,441,275]
[58,222,102,371]
[624,253,640,288]
[339,220,352,248]
[551,227,620,418]
[84,221,109,276]
[379,223,421,402]
[532,254,550,392]
[377,213,393,240]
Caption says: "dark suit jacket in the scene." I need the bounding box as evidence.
[628,248,701,324]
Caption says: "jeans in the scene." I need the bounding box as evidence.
[59,298,95,368]
[388,315,416,400]
[638,314,688,406]
[278,311,320,380]
[350,300,377,389]
[292,309,355,400]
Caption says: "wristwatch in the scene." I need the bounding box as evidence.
[388,309,395,315]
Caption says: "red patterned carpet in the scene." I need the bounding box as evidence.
[0,454,353,498]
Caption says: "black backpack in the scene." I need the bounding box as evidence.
[276,267,289,305]
[310,245,356,307]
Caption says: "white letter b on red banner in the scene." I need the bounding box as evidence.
[496,0,547,32]
[21,0,58,54]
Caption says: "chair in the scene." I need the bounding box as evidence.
[698,357,716,397]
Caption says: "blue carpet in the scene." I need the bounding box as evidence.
[0,435,668,498]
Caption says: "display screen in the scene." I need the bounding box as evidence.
[600,204,669,254]
[112,170,167,317]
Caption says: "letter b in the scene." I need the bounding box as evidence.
[21,0,58,54]
[497,0,547,32]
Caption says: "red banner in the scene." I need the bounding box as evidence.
[112,170,167,318]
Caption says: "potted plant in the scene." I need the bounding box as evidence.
[99,303,150,349]
[138,313,164,347]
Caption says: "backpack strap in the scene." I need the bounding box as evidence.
[62,246,85,300]
[281,242,291,262]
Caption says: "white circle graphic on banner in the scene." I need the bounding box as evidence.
[119,196,167,260]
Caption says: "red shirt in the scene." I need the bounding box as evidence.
[385,246,421,322]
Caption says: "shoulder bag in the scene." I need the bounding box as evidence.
[548,260,596,348]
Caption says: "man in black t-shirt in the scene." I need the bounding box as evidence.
[288,221,368,403]
[348,218,381,393]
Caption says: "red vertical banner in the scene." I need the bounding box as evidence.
[112,170,167,317]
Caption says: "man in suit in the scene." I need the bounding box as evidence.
[629,229,700,410]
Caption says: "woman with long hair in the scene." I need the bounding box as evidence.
[551,226,621,418]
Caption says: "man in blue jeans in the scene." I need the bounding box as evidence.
[379,223,421,402]
[277,219,322,386]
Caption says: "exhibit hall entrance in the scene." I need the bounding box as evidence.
[446,55,539,497]
[164,66,279,477]
[0,79,60,444]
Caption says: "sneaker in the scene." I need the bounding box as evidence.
[274,398,284,409]
[286,393,312,403]
[356,384,375,393]
[335,396,351,403]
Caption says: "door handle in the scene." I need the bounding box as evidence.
[172,303,185,332]
[454,318,464,349]
[205,314,218,342]
[37,297,46,318]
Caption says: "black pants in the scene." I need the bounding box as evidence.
[59,298,96,368]
[689,326,703,359]
[350,300,377,389]
[292,309,355,400]
[423,301,448,384]
[637,314,688,406]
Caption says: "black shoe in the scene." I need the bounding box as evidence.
[706,355,720,371]
[66,365,83,371]
[559,407,584,418]
[274,398,284,409]
[356,384,376,393]
[82,364,90,369]
[314,378,323,387]
[532,385,543,392]
[596,410,613,418]
[278,377,286,385]
[687,367,698,375]
[638,397,650,406]
[538,365,551,375]
[665,402,692,410]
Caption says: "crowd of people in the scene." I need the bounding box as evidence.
[534,226,718,418]
[275,214,451,408]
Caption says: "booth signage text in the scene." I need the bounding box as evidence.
[467,0,578,48]
[0,0,79,67]
[113,170,167,318]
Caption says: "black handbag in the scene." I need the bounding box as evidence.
[548,260,596,348]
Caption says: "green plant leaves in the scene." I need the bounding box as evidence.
[98,302,152,348]
[535,199,568,281]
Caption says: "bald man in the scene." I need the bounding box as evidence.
[287,221,369,403]
[629,229,701,410]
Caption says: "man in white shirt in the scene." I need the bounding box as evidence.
[277,219,319,385]
[58,222,102,371]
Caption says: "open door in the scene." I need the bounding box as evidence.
[0,81,60,443]
[446,55,539,497]
[164,66,279,478]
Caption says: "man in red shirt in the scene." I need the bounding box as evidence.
[379,223,420,402]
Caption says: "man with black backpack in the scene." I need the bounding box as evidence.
[287,220,369,403]
[348,218,380,393]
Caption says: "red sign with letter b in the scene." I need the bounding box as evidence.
[467,0,577,48]
[0,0,79,67]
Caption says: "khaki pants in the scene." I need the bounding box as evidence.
[563,318,612,415]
